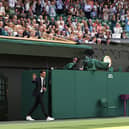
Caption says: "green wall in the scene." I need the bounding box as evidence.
[51,70,129,119]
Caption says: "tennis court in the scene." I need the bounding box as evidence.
[0,117,129,129]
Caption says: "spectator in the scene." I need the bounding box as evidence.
[125,17,129,33]
[57,16,64,26]
[0,2,5,16]
[103,5,109,21]
[111,15,117,32]
[49,1,56,17]
[35,0,42,16]
[0,20,4,35]
[8,0,16,15]
[23,25,30,38]
[49,17,56,27]
[56,0,64,14]
[83,35,91,44]
[91,7,97,19]
[113,22,123,38]
[121,31,127,39]
[96,29,104,44]
[104,29,112,45]
[76,34,83,44]
[44,0,50,15]
[3,26,9,36]
[84,1,92,19]
[29,30,37,39]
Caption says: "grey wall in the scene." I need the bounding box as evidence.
[0,69,23,120]
[0,54,70,69]
[90,44,129,72]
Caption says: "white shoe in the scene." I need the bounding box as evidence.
[26,116,35,121]
[46,116,55,121]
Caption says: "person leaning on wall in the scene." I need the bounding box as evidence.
[64,57,84,70]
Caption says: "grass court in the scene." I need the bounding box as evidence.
[0,117,129,129]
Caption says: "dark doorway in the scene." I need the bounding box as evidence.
[0,74,8,120]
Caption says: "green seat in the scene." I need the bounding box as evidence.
[99,98,108,108]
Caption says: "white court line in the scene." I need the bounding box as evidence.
[95,126,129,129]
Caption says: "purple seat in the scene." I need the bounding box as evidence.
[120,94,129,116]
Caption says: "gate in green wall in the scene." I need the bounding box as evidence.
[51,70,129,119]
[21,70,50,120]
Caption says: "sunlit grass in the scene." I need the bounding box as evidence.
[0,117,129,129]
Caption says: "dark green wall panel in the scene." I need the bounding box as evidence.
[51,70,129,119]
[52,70,76,118]
[106,72,129,116]
[75,71,107,118]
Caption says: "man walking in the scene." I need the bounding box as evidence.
[26,70,55,121]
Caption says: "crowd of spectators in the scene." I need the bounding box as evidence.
[0,0,129,45]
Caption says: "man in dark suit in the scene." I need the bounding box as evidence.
[26,70,55,121]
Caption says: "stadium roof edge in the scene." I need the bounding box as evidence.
[0,36,92,50]
[0,36,92,58]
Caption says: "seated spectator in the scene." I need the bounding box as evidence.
[97,22,102,33]
[83,35,91,44]
[111,15,117,32]
[0,21,5,35]
[69,31,76,41]
[76,34,83,44]
[72,18,78,30]
[43,0,50,15]
[49,1,56,17]
[121,31,127,39]
[15,0,23,14]
[49,17,56,27]
[48,29,55,40]
[3,16,9,26]
[24,0,31,16]
[23,25,30,38]
[16,29,24,37]
[3,26,9,36]
[90,36,97,44]
[35,0,42,16]
[60,30,66,38]
[56,0,64,14]
[112,22,123,38]
[58,22,64,31]
[125,19,129,33]
[43,15,50,26]
[56,16,64,26]
[8,0,16,15]
[104,29,112,45]
[29,30,37,39]
[84,1,92,19]
[67,5,74,16]
[90,7,97,19]
[56,30,61,37]
[41,29,48,39]
[0,2,5,16]
[7,21,14,36]
[96,30,104,44]
[91,28,97,38]
[103,5,109,21]
[87,19,93,32]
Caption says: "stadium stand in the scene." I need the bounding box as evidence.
[0,0,129,45]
